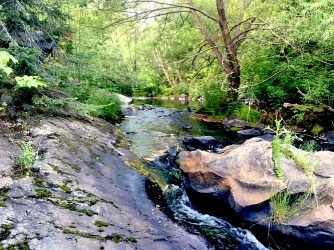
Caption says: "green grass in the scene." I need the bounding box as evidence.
[271,189,312,222]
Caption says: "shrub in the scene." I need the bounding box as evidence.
[234,104,261,123]
[202,81,227,116]
[77,90,122,122]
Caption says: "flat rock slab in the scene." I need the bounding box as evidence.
[0,117,208,250]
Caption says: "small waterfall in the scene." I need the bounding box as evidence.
[165,186,268,250]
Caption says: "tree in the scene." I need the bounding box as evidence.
[103,0,258,100]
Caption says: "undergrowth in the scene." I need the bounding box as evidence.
[268,119,318,222]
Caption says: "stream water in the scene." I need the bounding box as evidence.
[120,98,268,249]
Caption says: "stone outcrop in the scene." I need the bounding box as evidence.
[0,117,208,249]
[179,137,334,248]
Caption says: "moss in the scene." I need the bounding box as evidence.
[85,209,96,216]
[126,237,137,243]
[62,229,123,243]
[64,179,73,184]
[7,241,30,250]
[89,200,97,206]
[56,158,81,172]
[75,188,94,197]
[63,229,96,239]
[228,126,242,132]
[34,177,44,187]
[59,183,72,193]
[311,124,324,135]
[35,188,52,198]
[0,186,9,207]
[48,163,71,175]
[111,233,122,243]
[125,160,167,190]
[0,224,13,241]
[95,220,108,227]
[57,202,77,211]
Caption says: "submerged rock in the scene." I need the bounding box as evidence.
[179,137,334,248]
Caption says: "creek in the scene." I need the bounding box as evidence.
[120,98,268,249]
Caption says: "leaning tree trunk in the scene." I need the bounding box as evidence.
[188,0,255,101]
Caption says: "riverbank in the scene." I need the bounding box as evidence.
[0,113,209,249]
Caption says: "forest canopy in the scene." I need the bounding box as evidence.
[0,0,333,121]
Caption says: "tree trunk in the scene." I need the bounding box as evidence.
[188,0,241,94]
[215,0,241,91]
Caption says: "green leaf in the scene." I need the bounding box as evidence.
[14,75,47,89]
[0,51,18,76]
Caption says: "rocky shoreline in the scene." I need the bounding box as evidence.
[165,136,334,249]
[0,116,209,249]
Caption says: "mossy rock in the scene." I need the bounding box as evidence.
[311,124,324,135]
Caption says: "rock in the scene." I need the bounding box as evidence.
[224,119,252,131]
[197,97,205,102]
[179,94,188,100]
[179,137,334,248]
[0,117,209,250]
[125,131,137,135]
[137,104,154,111]
[116,94,132,105]
[117,94,133,116]
[257,133,274,142]
[138,105,145,110]
[321,131,334,145]
[237,128,261,137]
[182,136,220,151]
[0,94,14,105]
[182,125,193,130]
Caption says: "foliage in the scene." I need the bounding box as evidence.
[300,141,319,152]
[234,104,261,124]
[1,0,333,124]
[268,119,298,180]
[32,96,77,108]
[0,51,18,76]
[74,90,122,122]
[15,76,46,89]
[202,80,227,115]
[271,188,312,222]
[17,141,37,170]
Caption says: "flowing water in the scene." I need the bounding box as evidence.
[120,98,268,249]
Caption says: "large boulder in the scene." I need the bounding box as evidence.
[179,137,334,248]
